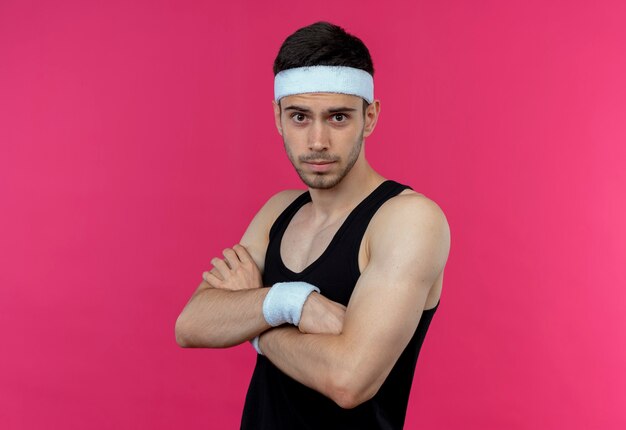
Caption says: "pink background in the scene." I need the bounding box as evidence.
[1,0,625,428]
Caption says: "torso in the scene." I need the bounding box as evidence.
[241,180,444,429]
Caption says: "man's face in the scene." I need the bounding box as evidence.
[273,93,377,190]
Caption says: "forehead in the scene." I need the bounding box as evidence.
[280,93,362,111]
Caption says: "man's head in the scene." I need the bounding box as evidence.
[272,22,381,189]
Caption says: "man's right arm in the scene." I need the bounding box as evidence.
[174,190,303,348]
[175,284,271,348]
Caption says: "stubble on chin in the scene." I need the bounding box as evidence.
[300,171,342,190]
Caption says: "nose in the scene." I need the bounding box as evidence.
[307,120,329,151]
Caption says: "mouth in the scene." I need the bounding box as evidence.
[305,161,335,165]
[303,160,336,172]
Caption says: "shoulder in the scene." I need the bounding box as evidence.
[266,189,307,208]
[367,189,451,259]
[243,189,305,238]
[239,189,306,270]
[373,189,449,233]
[260,189,307,221]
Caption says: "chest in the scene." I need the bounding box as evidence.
[280,208,368,274]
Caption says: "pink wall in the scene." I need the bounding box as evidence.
[1,1,624,428]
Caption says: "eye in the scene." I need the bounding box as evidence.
[331,113,349,122]
[291,113,307,123]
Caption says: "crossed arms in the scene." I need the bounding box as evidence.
[175,190,450,409]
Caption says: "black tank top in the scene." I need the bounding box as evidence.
[240,180,440,430]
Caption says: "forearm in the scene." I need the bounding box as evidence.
[176,285,271,348]
[259,327,367,408]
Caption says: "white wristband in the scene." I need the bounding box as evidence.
[262,281,320,327]
[250,336,263,355]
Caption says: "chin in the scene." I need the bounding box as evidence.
[301,173,344,190]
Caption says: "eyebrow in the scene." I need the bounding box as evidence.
[283,105,358,114]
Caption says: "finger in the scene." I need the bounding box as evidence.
[233,244,253,265]
[211,257,231,277]
[203,268,223,282]
[203,270,223,288]
[210,267,224,281]
[222,248,240,270]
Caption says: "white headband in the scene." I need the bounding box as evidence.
[274,65,374,103]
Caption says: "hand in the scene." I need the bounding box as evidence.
[298,292,346,335]
[202,244,262,291]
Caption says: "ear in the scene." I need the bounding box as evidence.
[363,100,381,138]
[272,100,283,136]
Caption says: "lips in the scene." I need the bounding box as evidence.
[303,160,336,172]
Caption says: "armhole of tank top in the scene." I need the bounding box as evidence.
[349,183,413,280]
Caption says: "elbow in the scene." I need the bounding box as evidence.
[331,389,362,410]
[176,332,190,348]
[327,370,380,409]
[175,315,192,348]
[174,313,228,349]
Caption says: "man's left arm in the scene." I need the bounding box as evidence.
[258,196,451,409]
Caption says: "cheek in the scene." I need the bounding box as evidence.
[282,130,306,148]
[282,138,298,157]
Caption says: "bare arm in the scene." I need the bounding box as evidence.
[175,190,345,348]
[175,191,298,348]
[175,287,271,348]
[258,196,451,408]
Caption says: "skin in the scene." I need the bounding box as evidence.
[175,92,451,409]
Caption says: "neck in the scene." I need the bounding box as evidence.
[307,156,385,220]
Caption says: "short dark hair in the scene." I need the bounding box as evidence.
[273,21,374,115]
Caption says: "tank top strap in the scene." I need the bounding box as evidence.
[268,190,311,241]
[349,180,412,220]
[341,180,413,278]
[341,179,413,239]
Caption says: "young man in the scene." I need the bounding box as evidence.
[175,21,451,429]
